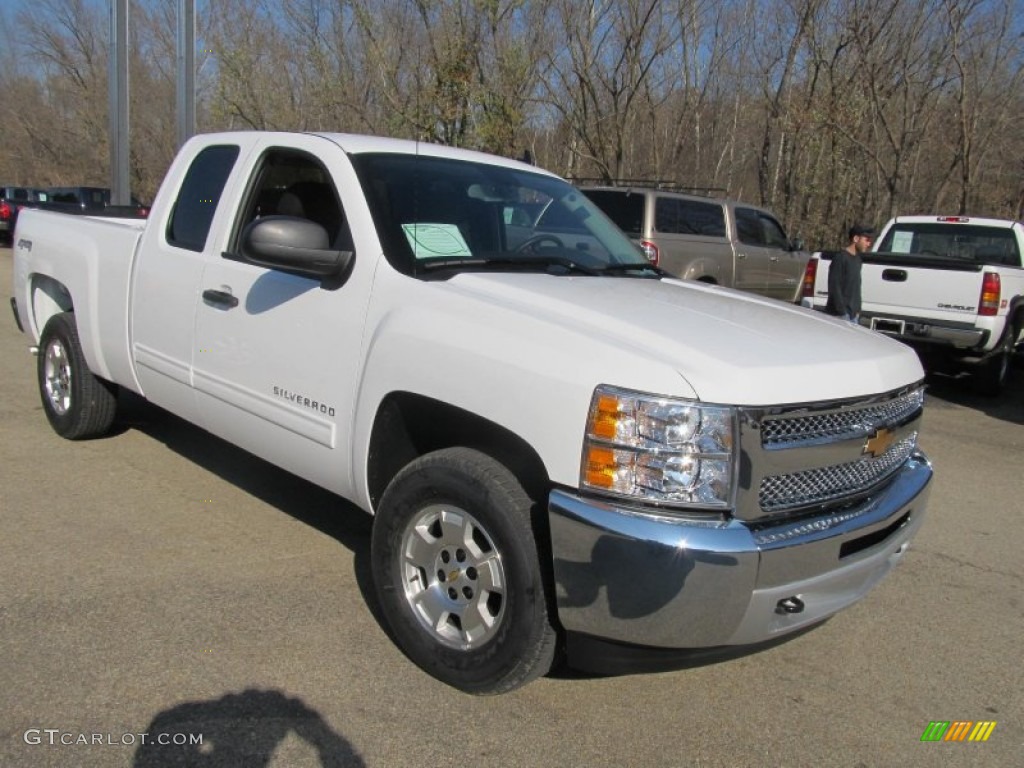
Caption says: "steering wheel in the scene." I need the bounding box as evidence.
[516,234,565,252]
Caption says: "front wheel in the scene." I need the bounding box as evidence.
[371,447,558,694]
[37,312,118,439]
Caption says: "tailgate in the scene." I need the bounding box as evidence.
[861,257,984,323]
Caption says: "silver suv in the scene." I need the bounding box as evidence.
[580,185,808,302]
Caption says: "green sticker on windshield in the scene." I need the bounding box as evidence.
[402,223,472,259]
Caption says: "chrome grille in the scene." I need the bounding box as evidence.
[759,434,917,513]
[761,388,924,448]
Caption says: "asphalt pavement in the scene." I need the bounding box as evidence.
[1,245,1021,767]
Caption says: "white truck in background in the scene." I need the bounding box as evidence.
[11,131,932,693]
[802,215,1024,395]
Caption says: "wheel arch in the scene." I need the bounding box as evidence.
[30,273,74,341]
[1005,294,1024,347]
[366,392,552,513]
[680,258,721,285]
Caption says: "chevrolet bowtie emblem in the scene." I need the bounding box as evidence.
[863,428,896,458]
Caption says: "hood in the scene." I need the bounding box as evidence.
[443,273,923,406]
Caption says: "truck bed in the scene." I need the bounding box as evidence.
[12,208,145,389]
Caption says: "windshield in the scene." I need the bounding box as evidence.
[352,153,654,277]
[877,223,1021,267]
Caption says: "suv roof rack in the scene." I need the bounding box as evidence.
[571,178,727,197]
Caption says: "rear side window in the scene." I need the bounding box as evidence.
[582,190,645,236]
[655,197,726,237]
[167,145,240,252]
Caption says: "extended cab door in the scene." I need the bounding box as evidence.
[733,207,803,301]
[131,143,243,422]
[191,135,372,497]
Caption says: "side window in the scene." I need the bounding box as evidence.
[656,197,726,237]
[232,148,349,254]
[760,215,789,248]
[655,198,686,233]
[583,191,645,236]
[735,207,763,246]
[167,145,240,252]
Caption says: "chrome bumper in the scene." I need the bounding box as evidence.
[548,452,931,649]
[861,313,985,349]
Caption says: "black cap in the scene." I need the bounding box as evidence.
[849,224,876,239]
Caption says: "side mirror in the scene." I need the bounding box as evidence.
[789,237,805,252]
[240,216,353,277]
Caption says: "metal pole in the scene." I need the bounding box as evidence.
[176,0,196,148]
[108,0,130,206]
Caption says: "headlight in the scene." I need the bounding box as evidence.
[581,385,736,508]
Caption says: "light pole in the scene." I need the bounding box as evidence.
[177,0,196,148]
[108,0,129,206]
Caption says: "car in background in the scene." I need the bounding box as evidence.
[801,215,1024,395]
[579,183,808,302]
[45,186,150,218]
[1,186,49,246]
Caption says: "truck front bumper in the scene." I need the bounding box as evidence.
[548,452,931,651]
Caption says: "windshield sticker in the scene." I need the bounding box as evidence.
[891,231,914,253]
[402,223,472,259]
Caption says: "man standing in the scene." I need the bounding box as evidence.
[826,224,875,323]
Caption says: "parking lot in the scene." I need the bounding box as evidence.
[1,245,1021,767]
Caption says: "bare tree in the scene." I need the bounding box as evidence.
[940,0,1024,214]
[1,0,1021,240]
[538,0,680,180]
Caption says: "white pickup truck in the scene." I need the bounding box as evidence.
[802,215,1024,394]
[10,131,932,693]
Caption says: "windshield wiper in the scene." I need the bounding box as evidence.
[600,263,671,278]
[419,256,602,276]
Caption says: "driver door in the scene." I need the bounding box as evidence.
[191,134,371,495]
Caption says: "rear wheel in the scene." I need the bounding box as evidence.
[37,312,118,439]
[973,327,1016,397]
[371,447,558,694]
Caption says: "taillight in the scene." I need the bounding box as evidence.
[979,272,1000,316]
[639,240,659,266]
[0,201,10,221]
[800,257,818,299]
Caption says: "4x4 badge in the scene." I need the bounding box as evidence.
[863,428,896,458]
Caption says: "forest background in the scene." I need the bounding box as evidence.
[0,0,1021,249]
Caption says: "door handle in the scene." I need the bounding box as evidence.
[770,256,779,262]
[882,269,907,282]
[737,253,747,260]
[202,288,239,309]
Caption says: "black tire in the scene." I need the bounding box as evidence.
[973,327,1016,397]
[371,447,558,694]
[37,312,118,439]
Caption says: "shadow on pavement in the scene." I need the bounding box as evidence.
[923,358,1024,425]
[550,621,826,680]
[114,392,383,628]
[132,688,364,767]
[110,392,847,685]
